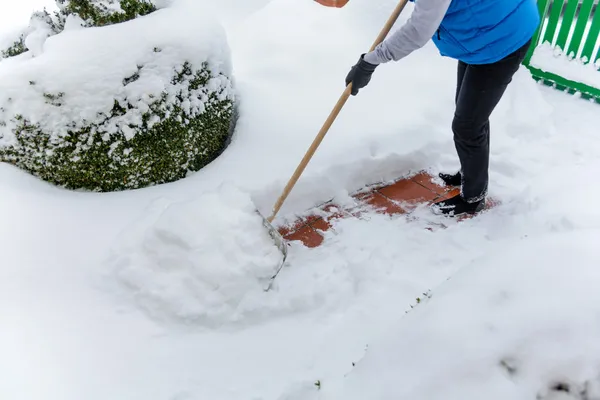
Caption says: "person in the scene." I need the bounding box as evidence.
[345,0,540,216]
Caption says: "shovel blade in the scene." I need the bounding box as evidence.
[259,213,288,291]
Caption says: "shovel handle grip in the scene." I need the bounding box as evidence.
[267,0,410,222]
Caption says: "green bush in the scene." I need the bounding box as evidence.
[0,0,236,192]
[0,61,236,192]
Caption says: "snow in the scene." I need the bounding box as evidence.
[106,184,284,327]
[530,42,600,89]
[96,0,128,14]
[0,1,56,39]
[0,1,59,59]
[2,0,600,399]
[328,227,600,400]
[0,3,233,146]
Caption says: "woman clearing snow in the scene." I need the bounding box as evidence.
[345,0,540,216]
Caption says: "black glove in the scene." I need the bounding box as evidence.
[345,54,378,96]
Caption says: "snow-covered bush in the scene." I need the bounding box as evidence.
[0,9,63,59]
[56,0,157,27]
[1,0,157,59]
[0,7,236,192]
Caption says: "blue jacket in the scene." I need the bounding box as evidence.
[413,0,540,64]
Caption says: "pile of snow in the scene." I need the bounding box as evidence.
[106,185,284,327]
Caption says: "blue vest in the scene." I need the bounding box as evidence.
[411,0,540,64]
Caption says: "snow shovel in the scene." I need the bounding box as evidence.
[262,0,410,291]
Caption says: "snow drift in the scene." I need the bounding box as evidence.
[107,185,284,328]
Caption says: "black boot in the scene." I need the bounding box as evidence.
[432,193,485,216]
[439,171,461,187]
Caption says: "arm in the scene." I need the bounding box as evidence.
[363,0,452,64]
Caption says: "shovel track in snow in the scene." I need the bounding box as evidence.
[275,170,498,248]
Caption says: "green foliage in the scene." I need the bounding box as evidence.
[1,37,27,58]
[0,62,236,192]
[60,0,157,27]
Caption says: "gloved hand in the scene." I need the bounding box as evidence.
[345,54,378,96]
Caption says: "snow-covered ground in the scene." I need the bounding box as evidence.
[2,0,600,399]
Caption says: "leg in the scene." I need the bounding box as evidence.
[439,61,468,187]
[454,41,529,202]
[435,40,531,215]
[455,60,468,105]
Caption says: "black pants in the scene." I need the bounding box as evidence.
[453,40,531,202]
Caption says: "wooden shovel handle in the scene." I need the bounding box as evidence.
[267,0,410,222]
